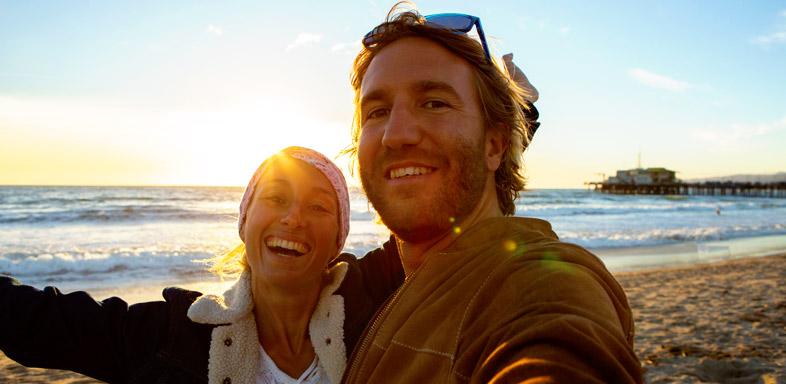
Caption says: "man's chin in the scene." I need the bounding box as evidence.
[375,205,454,243]
[384,220,454,244]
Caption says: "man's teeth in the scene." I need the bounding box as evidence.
[265,237,309,256]
[389,167,433,179]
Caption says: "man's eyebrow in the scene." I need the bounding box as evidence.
[360,80,463,109]
[360,89,387,110]
[412,80,461,100]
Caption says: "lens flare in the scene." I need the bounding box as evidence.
[503,239,517,252]
[540,251,577,274]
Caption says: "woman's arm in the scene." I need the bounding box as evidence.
[0,275,172,382]
[356,235,405,307]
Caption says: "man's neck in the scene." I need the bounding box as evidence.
[397,189,504,275]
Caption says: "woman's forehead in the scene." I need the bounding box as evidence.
[258,157,336,200]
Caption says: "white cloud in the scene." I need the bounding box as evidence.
[751,31,786,45]
[331,40,362,55]
[691,117,786,146]
[751,10,786,47]
[206,24,223,36]
[628,68,693,91]
[560,27,570,35]
[516,17,550,32]
[286,33,324,51]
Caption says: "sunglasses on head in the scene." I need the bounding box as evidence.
[363,13,492,63]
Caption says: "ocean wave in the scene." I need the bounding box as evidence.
[0,248,215,284]
[0,205,236,225]
[561,223,786,249]
[515,198,783,217]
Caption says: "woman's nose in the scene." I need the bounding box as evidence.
[280,204,303,227]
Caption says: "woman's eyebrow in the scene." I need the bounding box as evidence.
[260,179,290,188]
[312,186,334,197]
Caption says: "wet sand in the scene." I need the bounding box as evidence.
[2,254,785,383]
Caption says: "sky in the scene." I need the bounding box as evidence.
[1,1,785,189]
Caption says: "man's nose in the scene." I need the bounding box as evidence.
[381,105,422,149]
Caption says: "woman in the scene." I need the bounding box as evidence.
[0,146,389,384]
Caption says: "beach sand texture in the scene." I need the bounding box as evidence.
[2,254,785,383]
[617,254,786,383]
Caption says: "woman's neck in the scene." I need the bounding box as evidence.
[251,276,322,378]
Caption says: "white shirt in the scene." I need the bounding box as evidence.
[257,345,332,384]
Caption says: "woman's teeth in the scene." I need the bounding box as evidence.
[265,237,309,257]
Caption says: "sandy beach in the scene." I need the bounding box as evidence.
[617,253,786,383]
[2,254,785,383]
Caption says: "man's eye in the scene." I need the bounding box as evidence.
[367,108,389,120]
[423,100,449,109]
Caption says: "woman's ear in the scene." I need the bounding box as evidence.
[485,124,508,172]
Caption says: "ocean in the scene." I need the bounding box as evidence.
[2,186,785,298]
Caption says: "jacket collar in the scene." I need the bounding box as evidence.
[187,261,349,325]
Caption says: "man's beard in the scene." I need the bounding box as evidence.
[360,137,488,244]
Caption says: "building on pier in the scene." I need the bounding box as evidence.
[585,168,786,198]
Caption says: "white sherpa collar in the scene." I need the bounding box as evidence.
[188,262,350,383]
[187,262,349,325]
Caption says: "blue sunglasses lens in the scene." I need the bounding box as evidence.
[363,13,491,62]
[424,14,475,32]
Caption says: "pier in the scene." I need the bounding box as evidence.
[585,181,786,198]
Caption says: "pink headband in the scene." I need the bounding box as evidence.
[238,146,350,253]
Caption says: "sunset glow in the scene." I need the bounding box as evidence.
[1,1,784,188]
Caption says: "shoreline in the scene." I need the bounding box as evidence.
[2,253,785,383]
[594,233,786,273]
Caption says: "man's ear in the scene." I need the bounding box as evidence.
[485,124,507,172]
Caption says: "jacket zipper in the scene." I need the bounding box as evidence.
[343,262,425,382]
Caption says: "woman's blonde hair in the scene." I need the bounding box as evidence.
[209,244,247,279]
[341,3,532,216]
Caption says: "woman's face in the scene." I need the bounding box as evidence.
[243,157,340,291]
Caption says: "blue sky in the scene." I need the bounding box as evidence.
[1,0,784,188]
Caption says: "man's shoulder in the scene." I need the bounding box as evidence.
[462,217,609,280]
[463,216,560,244]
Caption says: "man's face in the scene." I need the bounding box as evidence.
[357,37,491,243]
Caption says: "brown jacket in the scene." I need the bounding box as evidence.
[344,217,642,383]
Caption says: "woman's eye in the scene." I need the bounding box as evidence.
[265,195,285,205]
[310,204,331,213]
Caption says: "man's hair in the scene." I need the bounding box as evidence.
[342,4,533,216]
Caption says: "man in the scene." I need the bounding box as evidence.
[343,7,642,384]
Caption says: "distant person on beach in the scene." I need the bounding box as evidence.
[0,146,403,384]
[340,4,642,383]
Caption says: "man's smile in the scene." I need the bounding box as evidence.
[388,166,435,179]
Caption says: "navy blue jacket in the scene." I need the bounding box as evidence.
[0,243,404,384]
